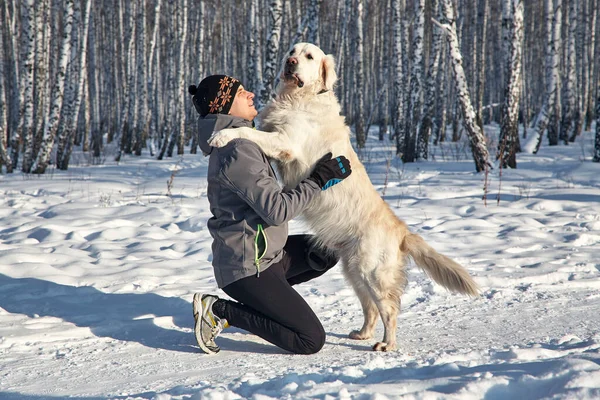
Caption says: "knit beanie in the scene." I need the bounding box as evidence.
[188,75,242,117]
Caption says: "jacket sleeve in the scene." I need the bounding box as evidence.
[219,140,321,226]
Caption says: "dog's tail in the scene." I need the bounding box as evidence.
[403,233,479,296]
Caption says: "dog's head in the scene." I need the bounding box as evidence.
[277,43,337,95]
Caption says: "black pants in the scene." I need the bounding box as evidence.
[215,235,337,355]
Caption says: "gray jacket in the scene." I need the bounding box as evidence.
[198,114,321,288]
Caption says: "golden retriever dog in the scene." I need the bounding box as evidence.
[208,43,479,351]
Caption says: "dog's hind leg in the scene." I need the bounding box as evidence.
[371,289,401,352]
[370,259,406,352]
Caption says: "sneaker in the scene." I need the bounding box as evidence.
[193,293,228,354]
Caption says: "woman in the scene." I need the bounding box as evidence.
[189,75,351,355]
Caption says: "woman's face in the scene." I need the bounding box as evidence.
[228,86,258,121]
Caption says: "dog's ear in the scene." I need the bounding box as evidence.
[321,54,337,91]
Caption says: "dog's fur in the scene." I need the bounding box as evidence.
[208,43,479,351]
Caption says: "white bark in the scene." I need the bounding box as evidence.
[57,0,92,170]
[148,0,162,156]
[392,0,406,155]
[32,0,50,157]
[354,0,366,148]
[0,8,12,172]
[259,0,282,108]
[533,0,562,153]
[15,0,36,171]
[134,0,148,156]
[439,0,490,172]
[560,0,577,144]
[30,0,75,173]
[405,0,424,162]
[247,0,258,92]
[177,0,188,155]
[594,91,600,162]
[417,0,441,159]
[498,0,524,169]
[307,0,321,46]
[584,0,597,130]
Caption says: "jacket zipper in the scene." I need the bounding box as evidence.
[254,224,268,277]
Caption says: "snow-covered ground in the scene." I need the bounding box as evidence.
[1,125,599,399]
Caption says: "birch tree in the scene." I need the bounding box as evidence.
[378,0,391,140]
[392,0,406,156]
[148,0,162,156]
[247,0,260,93]
[118,1,137,159]
[15,0,36,171]
[0,10,12,172]
[32,0,51,164]
[354,0,366,148]
[403,0,425,163]
[134,0,149,156]
[307,0,321,46]
[533,0,562,153]
[584,0,597,131]
[30,0,75,174]
[560,0,577,144]
[475,0,489,129]
[57,0,91,170]
[259,0,282,108]
[594,91,600,162]
[417,0,440,160]
[166,0,188,157]
[498,0,524,169]
[439,0,490,172]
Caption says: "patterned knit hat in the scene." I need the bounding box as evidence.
[188,75,242,117]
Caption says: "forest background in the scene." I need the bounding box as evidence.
[0,0,599,175]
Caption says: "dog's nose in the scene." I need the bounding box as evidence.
[286,57,298,65]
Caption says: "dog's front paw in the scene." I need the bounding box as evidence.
[349,330,372,340]
[208,129,238,148]
[372,341,397,352]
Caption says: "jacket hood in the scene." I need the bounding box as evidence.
[197,114,254,155]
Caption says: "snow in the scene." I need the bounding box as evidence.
[1,124,599,399]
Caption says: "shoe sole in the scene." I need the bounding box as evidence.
[193,293,219,355]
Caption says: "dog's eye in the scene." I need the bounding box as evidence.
[307,54,313,60]
[289,50,294,56]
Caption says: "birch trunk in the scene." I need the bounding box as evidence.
[392,0,406,155]
[0,11,12,172]
[533,0,562,153]
[584,0,597,131]
[561,0,577,144]
[15,0,36,171]
[476,0,489,129]
[440,0,491,172]
[404,0,425,163]
[30,0,75,174]
[119,1,137,158]
[87,4,101,154]
[307,0,321,46]
[433,42,449,144]
[247,0,258,92]
[190,0,202,154]
[498,0,524,169]
[417,0,441,160]
[148,0,162,156]
[32,0,50,165]
[354,0,366,148]
[378,0,391,140]
[176,0,188,155]
[259,0,282,108]
[594,91,600,162]
[134,0,148,156]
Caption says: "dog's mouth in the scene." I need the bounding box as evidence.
[284,71,304,88]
